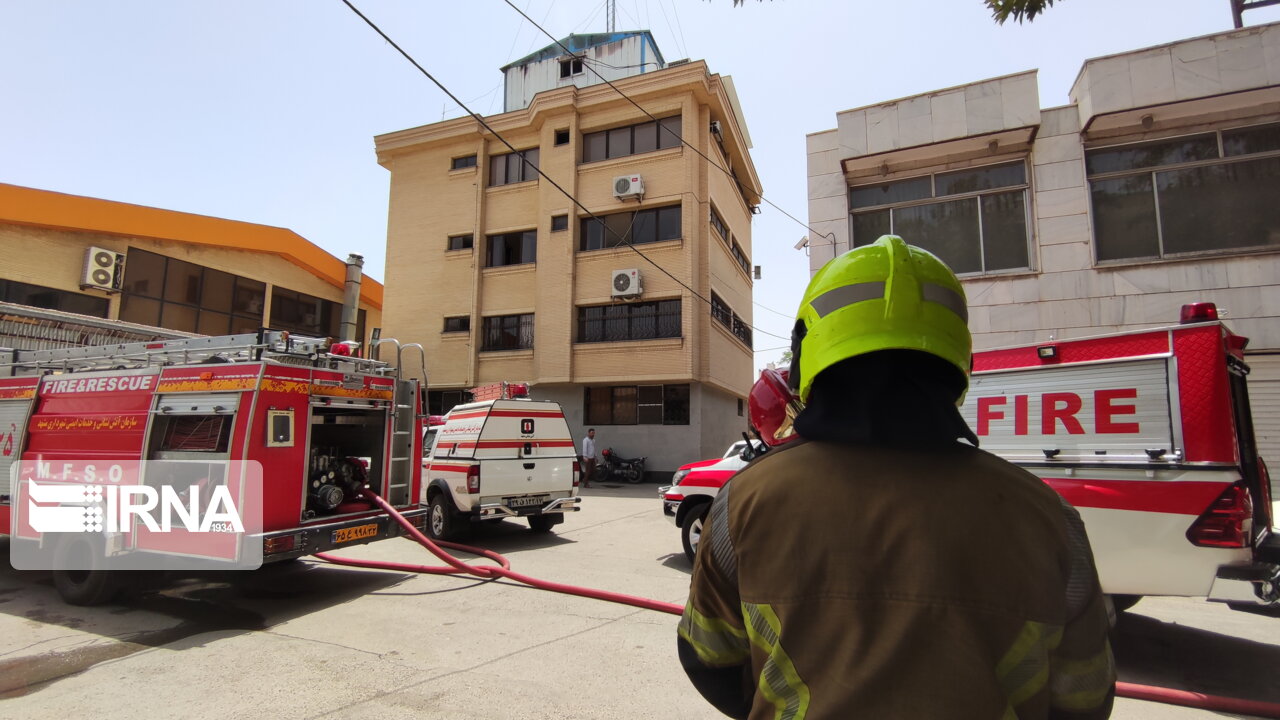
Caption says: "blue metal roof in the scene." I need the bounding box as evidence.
[500,31,665,71]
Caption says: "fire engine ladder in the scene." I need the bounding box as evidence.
[374,339,428,507]
[0,331,393,377]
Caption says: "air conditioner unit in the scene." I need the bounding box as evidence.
[81,246,125,292]
[611,269,642,298]
[612,174,644,200]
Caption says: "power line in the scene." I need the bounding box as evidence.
[500,0,837,249]
[753,301,794,321]
[340,0,789,346]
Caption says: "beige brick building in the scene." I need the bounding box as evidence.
[376,33,762,474]
[0,184,382,346]
[807,22,1280,464]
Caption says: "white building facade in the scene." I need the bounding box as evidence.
[807,23,1280,463]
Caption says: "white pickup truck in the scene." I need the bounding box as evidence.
[421,388,581,539]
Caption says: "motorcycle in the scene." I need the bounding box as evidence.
[598,448,646,484]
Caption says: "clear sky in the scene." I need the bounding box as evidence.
[3,1,1278,367]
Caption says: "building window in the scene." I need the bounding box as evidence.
[559,57,584,78]
[451,155,477,170]
[481,313,534,351]
[1086,122,1280,262]
[486,230,537,267]
[554,129,570,146]
[120,249,267,335]
[270,287,365,341]
[710,207,729,243]
[0,279,109,318]
[848,160,1030,274]
[551,214,569,232]
[447,234,474,251]
[580,205,681,251]
[489,148,540,187]
[576,300,682,343]
[428,389,473,415]
[582,116,682,163]
[584,383,690,425]
[443,316,470,333]
[729,241,751,276]
[731,312,752,349]
[710,292,732,329]
[738,398,744,417]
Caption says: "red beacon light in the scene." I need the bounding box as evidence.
[1180,302,1219,324]
[507,383,530,398]
[427,415,447,427]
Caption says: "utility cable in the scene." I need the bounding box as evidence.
[499,0,839,251]
[340,0,789,345]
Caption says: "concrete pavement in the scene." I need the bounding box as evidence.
[0,483,1277,719]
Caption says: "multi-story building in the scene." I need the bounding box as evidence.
[806,22,1280,463]
[0,184,382,346]
[376,32,762,474]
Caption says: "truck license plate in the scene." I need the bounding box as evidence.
[506,495,548,511]
[333,523,378,544]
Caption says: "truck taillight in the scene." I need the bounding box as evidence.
[572,460,581,488]
[1186,484,1252,548]
[1180,302,1219,324]
[466,465,481,494]
[264,534,298,555]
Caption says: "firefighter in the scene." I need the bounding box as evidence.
[677,235,1115,719]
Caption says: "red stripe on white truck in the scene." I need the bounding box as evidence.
[1046,477,1229,516]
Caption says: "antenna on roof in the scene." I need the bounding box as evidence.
[607,0,616,32]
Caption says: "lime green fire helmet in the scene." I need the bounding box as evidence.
[789,235,972,404]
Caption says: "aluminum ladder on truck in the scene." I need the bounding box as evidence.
[0,330,393,377]
[374,339,428,507]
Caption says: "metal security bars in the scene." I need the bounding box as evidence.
[480,313,534,351]
[576,300,681,343]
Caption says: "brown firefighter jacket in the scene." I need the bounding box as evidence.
[678,440,1115,719]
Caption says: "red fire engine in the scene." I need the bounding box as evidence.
[1,330,428,604]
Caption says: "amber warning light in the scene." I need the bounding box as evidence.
[1180,302,1219,324]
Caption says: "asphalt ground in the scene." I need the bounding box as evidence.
[0,483,1277,719]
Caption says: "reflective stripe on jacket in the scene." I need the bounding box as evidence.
[678,440,1114,720]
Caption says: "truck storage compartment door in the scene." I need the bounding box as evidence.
[961,358,1177,463]
[0,394,35,503]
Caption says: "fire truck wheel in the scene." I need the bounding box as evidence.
[427,493,459,541]
[51,536,122,606]
[528,514,561,533]
[1109,594,1142,613]
[681,502,710,563]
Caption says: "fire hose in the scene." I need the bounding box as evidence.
[317,490,1280,719]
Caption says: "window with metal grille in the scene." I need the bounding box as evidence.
[443,316,470,333]
[451,155,477,170]
[731,313,753,348]
[848,160,1030,274]
[584,383,690,425]
[481,313,534,351]
[576,300,681,343]
[710,292,732,329]
[1085,122,1280,262]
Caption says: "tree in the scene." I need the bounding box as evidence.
[726,0,1062,25]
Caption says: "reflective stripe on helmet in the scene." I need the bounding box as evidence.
[808,280,967,323]
[808,281,885,319]
[921,282,969,322]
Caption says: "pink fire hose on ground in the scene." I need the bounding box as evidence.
[316,491,1280,719]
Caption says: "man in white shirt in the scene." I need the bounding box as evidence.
[581,428,597,488]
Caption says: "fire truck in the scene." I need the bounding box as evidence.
[0,330,428,604]
[664,304,1278,610]
[961,302,1277,610]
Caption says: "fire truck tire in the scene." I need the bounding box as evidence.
[528,514,561,533]
[1110,594,1142,612]
[427,493,459,541]
[51,536,122,606]
[681,502,710,563]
